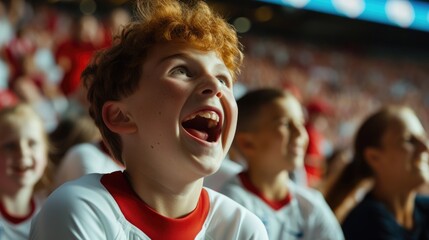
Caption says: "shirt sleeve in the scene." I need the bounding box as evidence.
[205,188,269,240]
[30,179,119,240]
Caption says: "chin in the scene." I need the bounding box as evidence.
[197,156,223,176]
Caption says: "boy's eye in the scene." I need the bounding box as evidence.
[403,136,422,147]
[171,66,191,77]
[217,77,227,86]
[217,75,232,88]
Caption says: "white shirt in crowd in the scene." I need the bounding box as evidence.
[30,171,269,240]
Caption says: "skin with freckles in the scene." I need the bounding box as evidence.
[103,41,237,217]
[76,0,245,222]
[119,42,236,180]
[29,1,269,240]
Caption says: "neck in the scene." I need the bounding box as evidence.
[1,188,34,217]
[372,182,416,229]
[247,168,289,201]
[124,170,203,219]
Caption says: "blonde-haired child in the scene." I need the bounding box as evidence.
[0,103,50,240]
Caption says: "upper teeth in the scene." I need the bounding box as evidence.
[184,111,220,127]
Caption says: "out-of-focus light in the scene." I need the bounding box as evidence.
[80,0,97,15]
[255,6,273,22]
[385,0,414,28]
[332,0,365,18]
[258,0,429,32]
[281,0,310,8]
[108,0,129,5]
[233,17,252,33]
[427,11,429,24]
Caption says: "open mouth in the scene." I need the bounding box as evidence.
[182,110,222,143]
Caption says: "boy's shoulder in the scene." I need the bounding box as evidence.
[51,172,109,199]
[30,172,124,239]
[288,182,330,214]
[39,172,120,219]
[289,182,324,203]
[203,188,269,239]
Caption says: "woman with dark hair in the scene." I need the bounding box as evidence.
[325,106,429,239]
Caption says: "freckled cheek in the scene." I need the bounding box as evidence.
[160,81,188,99]
[143,84,185,119]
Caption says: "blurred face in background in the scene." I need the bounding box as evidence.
[0,112,48,194]
[371,108,429,191]
[248,96,308,174]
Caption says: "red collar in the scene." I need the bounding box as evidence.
[0,198,35,224]
[101,171,209,239]
[239,171,292,211]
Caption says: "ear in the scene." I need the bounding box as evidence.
[364,147,382,170]
[102,101,137,134]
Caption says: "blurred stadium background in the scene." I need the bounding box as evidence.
[1,0,428,151]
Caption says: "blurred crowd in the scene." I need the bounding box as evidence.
[0,0,130,133]
[238,36,429,152]
[0,0,428,187]
[1,0,429,239]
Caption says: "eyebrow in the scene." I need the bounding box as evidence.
[159,53,231,74]
[158,53,186,64]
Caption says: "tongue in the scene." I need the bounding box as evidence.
[186,128,209,141]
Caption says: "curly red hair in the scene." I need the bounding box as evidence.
[83,0,243,162]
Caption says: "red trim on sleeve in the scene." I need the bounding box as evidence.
[101,171,210,240]
[0,198,35,224]
[239,171,292,211]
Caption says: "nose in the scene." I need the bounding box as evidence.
[290,122,309,146]
[412,137,429,161]
[199,75,223,98]
[16,141,32,160]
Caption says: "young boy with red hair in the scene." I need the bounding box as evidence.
[30,0,268,239]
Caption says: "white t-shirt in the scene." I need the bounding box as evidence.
[220,172,344,240]
[54,143,124,188]
[30,171,268,240]
[0,196,44,240]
